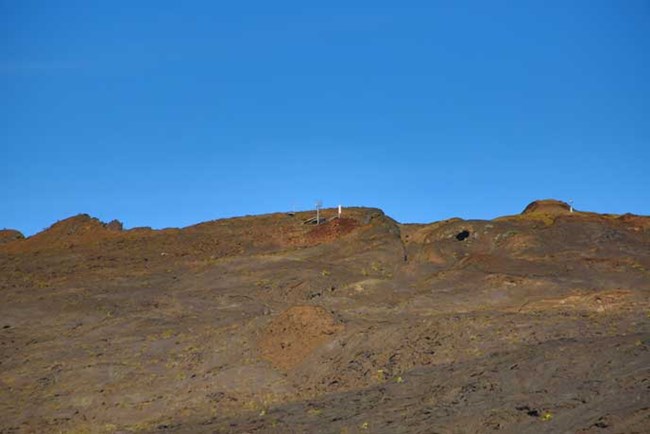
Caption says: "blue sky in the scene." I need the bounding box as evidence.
[2,1,649,235]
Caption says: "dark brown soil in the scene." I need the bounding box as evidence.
[0,203,648,433]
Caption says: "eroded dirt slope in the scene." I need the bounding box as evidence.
[0,201,648,433]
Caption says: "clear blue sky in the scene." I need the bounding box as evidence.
[2,1,649,235]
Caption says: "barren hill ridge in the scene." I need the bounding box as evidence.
[1,200,648,433]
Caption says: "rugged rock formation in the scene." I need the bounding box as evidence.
[1,201,648,433]
[522,199,572,214]
[0,229,23,245]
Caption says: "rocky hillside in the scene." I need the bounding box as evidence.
[1,201,648,433]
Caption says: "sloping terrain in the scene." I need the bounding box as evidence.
[0,201,648,433]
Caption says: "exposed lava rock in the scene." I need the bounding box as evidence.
[522,199,572,214]
[259,305,344,371]
[306,218,360,243]
[0,201,648,433]
[0,229,23,245]
[104,219,123,231]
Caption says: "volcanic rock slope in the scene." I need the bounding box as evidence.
[0,201,648,433]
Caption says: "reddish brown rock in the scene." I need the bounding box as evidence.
[0,229,23,245]
[522,199,572,214]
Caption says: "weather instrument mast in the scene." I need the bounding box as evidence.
[315,200,323,224]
